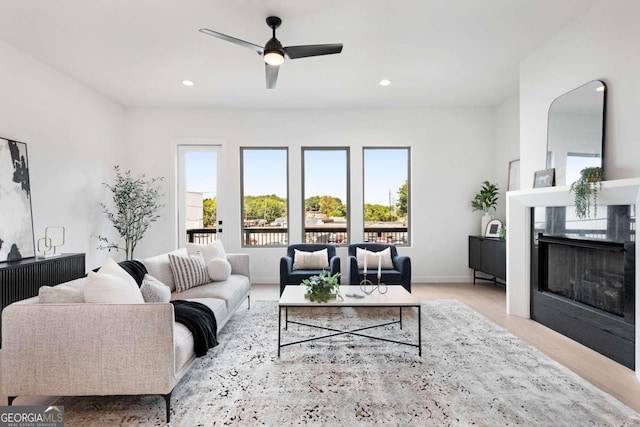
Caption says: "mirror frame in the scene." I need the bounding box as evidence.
[546,80,607,186]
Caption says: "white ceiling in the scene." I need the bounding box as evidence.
[0,0,598,109]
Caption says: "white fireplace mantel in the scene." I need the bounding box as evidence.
[506,177,640,376]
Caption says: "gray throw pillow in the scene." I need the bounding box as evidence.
[140,274,171,303]
[168,251,209,292]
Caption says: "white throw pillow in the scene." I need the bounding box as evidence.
[141,248,188,292]
[207,257,232,281]
[185,240,226,263]
[356,247,394,270]
[84,259,145,304]
[140,274,171,303]
[292,248,329,270]
[169,251,209,292]
[39,283,85,303]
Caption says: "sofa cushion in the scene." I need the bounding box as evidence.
[293,248,329,270]
[171,275,250,311]
[185,240,226,263]
[169,252,209,292]
[84,259,144,304]
[207,258,232,282]
[140,274,171,303]
[140,248,188,292]
[38,279,85,303]
[173,297,228,373]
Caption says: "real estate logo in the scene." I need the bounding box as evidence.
[0,405,64,427]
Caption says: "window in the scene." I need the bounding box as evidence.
[363,147,410,245]
[241,148,288,246]
[302,148,349,245]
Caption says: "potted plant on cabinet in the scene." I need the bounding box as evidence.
[570,166,604,219]
[471,181,499,236]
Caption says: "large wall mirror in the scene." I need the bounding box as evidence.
[546,80,606,186]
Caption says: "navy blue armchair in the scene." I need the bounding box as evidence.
[348,243,411,292]
[280,244,341,295]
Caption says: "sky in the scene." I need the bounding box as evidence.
[185,148,409,206]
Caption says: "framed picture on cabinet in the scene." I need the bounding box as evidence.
[0,137,35,262]
[485,219,503,238]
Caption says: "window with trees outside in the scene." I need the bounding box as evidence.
[302,147,349,245]
[241,148,288,246]
[363,147,410,245]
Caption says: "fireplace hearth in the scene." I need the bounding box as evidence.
[531,206,636,369]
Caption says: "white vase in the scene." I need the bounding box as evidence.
[481,212,493,236]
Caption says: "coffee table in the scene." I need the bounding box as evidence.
[278,285,421,356]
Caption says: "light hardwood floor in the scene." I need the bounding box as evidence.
[4,282,640,414]
[252,281,640,413]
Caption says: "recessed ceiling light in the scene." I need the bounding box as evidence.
[182,80,195,87]
[379,79,391,87]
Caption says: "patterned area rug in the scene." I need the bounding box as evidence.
[58,300,639,426]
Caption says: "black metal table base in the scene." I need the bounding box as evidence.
[278,305,421,356]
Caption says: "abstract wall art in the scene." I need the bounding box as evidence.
[0,137,35,262]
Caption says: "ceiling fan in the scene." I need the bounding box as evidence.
[199,16,343,89]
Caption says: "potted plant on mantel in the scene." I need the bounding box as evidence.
[301,271,342,303]
[471,181,499,236]
[570,166,604,219]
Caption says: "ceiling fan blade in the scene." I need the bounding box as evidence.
[265,63,279,89]
[199,28,263,55]
[284,44,343,59]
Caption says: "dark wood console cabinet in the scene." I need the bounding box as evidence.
[468,236,506,285]
[0,253,85,345]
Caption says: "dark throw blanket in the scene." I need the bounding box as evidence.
[171,300,218,357]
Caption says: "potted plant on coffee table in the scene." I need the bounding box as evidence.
[301,271,342,302]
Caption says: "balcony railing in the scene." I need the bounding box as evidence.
[187,226,409,246]
[187,228,217,244]
[243,227,288,246]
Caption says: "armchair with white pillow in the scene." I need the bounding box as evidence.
[279,244,341,295]
[347,243,411,292]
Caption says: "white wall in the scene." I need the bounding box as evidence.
[520,0,640,189]
[0,40,126,269]
[493,93,520,222]
[125,107,495,283]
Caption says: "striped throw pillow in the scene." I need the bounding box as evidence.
[168,251,209,292]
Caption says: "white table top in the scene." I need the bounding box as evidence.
[279,285,420,307]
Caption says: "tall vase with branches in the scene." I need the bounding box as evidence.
[97,165,164,260]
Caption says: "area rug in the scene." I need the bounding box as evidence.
[58,300,639,426]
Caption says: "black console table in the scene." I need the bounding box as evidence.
[0,253,85,345]
[468,236,505,286]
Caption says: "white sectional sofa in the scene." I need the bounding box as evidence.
[1,247,250,423]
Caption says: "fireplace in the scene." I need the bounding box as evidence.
[531,205,636,368]
[507,178,640,378]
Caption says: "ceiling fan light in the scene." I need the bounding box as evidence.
[264,50,284,66]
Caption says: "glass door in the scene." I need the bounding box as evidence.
[177,144,222,247]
